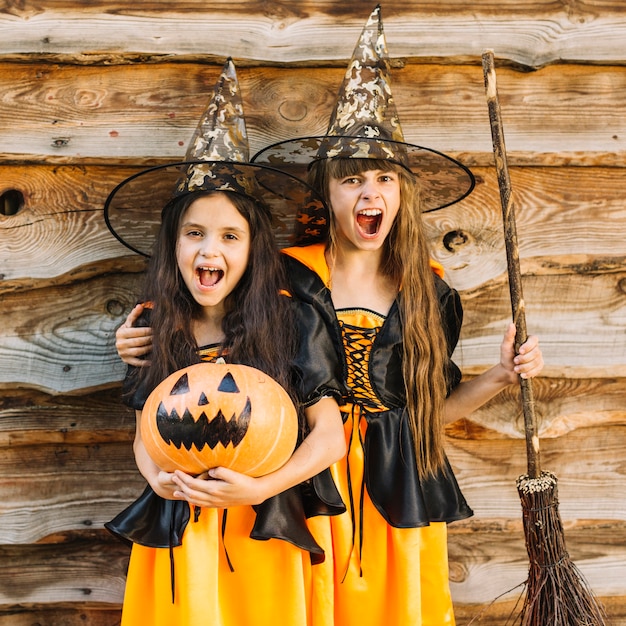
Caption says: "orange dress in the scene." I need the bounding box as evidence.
[282,244,473,626]
[308,309,456,626]
[109,345,325,626]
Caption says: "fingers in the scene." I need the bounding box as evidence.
[115,304,153,365]
[514,334,544,379]
[125,303,145,327]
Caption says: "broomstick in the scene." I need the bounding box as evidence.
[481,49,607,626]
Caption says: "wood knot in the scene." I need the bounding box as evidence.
[442,230,470,252]
[0,189,24,216]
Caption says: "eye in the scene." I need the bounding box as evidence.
[181,227,203,238]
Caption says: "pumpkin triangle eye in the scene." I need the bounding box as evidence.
[218,372,240,393]
[198,392,209,406]
[170,373,190,395]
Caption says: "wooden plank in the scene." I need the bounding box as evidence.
[0,522,623,616]
[0,606,122,626]
[0,531,128,606]
[448,520,626,614]
[425,165,626,291]
[2,414,623,544]
[0,273,141,394]
[0,388,134,446]
[2,163,625,287]
[445,423,626,522]
[450,270,626,376]
[1,2,626,67]
[0,164,148,289]
[448,377,626,439]
[0,63,625,163]
[0,439,143,544]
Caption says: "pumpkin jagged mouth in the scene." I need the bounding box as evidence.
[156,398,252,451]
[197,266,224,287]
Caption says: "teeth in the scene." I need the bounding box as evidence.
[358,209,382,216]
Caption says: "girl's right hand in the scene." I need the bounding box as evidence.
[116,303,153,366]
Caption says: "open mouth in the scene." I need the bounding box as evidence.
[197,266,224,287]
[356,209,382,236]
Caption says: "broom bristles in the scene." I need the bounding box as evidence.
[516,471,607,625]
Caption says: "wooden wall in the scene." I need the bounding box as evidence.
[1,1,625,624]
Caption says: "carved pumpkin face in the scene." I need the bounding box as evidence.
[141,362,298,476]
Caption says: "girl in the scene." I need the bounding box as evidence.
[105,59,345,626]
[251,7,544,625]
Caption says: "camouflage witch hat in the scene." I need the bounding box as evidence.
[252,5,474,212]
[104,58,328,257]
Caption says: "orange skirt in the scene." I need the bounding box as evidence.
[307,407,456,626]
[121,504,315,626]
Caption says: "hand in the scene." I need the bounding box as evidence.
[500,322,544,383]
[171,468,268,508]
[151,469,179,499]
[116,303,153,366]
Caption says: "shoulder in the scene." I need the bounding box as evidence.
[281,245,329,301]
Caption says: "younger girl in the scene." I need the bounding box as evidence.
[105,60,345,626]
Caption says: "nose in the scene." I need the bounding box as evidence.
[199,236,219,258]
[361,177,380,200]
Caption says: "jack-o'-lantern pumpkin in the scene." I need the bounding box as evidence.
[141,362,298,476]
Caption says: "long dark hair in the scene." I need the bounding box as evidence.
[132,190,297,400]
[308,158,450,476]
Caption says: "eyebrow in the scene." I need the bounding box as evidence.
[180,221,248,234]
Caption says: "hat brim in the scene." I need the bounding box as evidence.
[251,136,475,213]
[104,160,330,257]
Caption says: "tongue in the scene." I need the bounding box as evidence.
[357,214,379,235]
[199,269,221,287]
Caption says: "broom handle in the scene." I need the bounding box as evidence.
[481,50,541,478]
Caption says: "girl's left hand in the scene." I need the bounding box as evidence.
[171,467,267,508]
[500,322,544,383]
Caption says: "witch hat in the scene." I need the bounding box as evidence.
[252,5,474,212]
[104,58,328,257]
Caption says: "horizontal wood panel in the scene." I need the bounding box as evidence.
[0,439,143,544]
[2,3,626,68]
[2,163,625,286]
[0,388,134,446]
[0,273,141,394]
[0,531,128,605]
[0,268,623,392]
[446,423,626,522]
[0,606,123,626]
[451,270,626,376]
[0,63,625,162]
[451,377,626,439]
[448,521,626,607]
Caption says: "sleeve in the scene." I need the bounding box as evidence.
[434,275,464,392]
[291,295,344,408]
[120,305,153,410]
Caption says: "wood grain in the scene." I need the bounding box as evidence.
[0,273,142,393]
[0,63,625,163]
[2,2,626,68]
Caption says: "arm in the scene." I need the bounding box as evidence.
[133,409,179,499]
[116,303,153,367]
[443,322,543,425]
[169,396,346,508]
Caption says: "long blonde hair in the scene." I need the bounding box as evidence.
[308,158,450,476]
